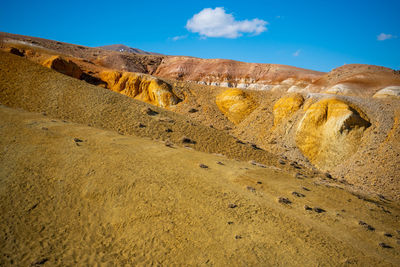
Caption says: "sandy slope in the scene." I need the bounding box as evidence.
[1,105,400,265]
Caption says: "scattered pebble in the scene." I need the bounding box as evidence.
[249,160,266,168]
[188,108,198,113]
[292,192,305,197]
[235,235,242,239]
[138,123,146,128]
[325,172,332,179]
[384,233,393,238]
[41,127,48,131]
[278,159,286,165]
[143,107,158,116]
[247,186,256,192]
[227,221,234,225]
[257,181,262,184]
[294,173,304,179]
[199,164,208,169]
[216,161,224,165]
[181,137,196,144]
[74,138,83,143]
[359,221,375,231]
[228,203,237,208]
[379,242,393,249]
[164,140,174,148]
[165,128,173,133]
[302,187,310,191]
[313,207,326,213]
[278,197,291,204]
[251,144,261,150]
[304,205,312,211]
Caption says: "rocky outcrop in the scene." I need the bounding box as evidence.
[100,71,180,108]
[273,93,304,126]
[42,56,82,79]
[216,89,257,124]
[154,56,324,91]
[295,98,371,170]
[373,86,400,98]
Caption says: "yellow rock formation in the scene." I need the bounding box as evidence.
[215,88,257,124]
[295,98,370,170]
[273,93,304,125]
[100,71,180,108]
[42,56,82,79]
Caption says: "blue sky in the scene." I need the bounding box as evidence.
[0,0,399,72]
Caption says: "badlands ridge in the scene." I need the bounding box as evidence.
[0,32,399,265]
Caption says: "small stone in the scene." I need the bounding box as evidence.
[138,123,146,128]
[325,172,332,179]
[278,197,291,204]
[143,107,158,116]
[227,221,234,225]
[188,108,198,113]
[228,204,237,208]
[41,127,48,131]
[304,205,312,211]
[302,187,311,191]
[165,140,174,148]
[257,181,262,184]
[199,164,208,169]
[384,233,393,238]
[165,128,173,133]
[278,160,286,165]
[247,186,256,192]
[359,221,375,231]
[292,192,305,197]
[294,173,304,179]
[74,138,83,142]
[217,161,224,165]
[235,235,242,239]
[379,242,393,249]
[313,207,326,213]
[181,137,196,144]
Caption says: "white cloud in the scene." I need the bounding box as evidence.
[172,35,187,41]
[186,7,268,38]
[377,33,397,41]
[293,49,301,57]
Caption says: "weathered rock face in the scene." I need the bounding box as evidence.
[42,56,82,79]
[295,98,371,170]
[100,71,180,108]
[216,89,257,124]
[373,86,400,98]
[154,56,324,91]
[273,93,304,126]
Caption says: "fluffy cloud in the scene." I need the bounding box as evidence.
[377,33,396,41]
[186,7,268,38]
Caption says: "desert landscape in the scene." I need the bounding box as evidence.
[0,30,400,266]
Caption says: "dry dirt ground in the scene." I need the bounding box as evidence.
[1,105,400,266]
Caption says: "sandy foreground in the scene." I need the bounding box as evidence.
[0,105,399,266]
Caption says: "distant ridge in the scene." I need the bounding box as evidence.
[98,44,163,56]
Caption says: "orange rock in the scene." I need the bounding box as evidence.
[273,93,304,126]
[42,56,82,79]
[295,98,370,170]
[100,70,180,108]
[216,89,257,124]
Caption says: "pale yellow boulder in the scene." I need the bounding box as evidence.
[296,98,370,170]
[273,93,304,125]
[216,88,257,124]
